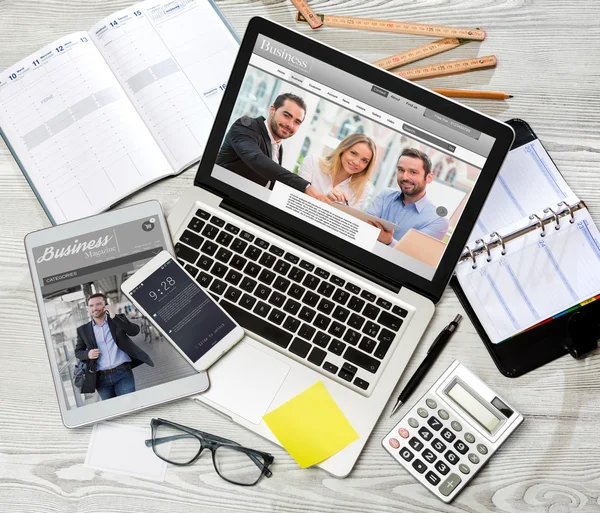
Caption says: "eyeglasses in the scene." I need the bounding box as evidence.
[146,418,274,486]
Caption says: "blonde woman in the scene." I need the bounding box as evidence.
[298,133,377,210]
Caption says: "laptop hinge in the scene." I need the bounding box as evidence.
[221,201,401,295]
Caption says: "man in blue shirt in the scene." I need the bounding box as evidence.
[75,293,154,399]
[366,148,450,246]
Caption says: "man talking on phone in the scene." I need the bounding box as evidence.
[75,293,154,399]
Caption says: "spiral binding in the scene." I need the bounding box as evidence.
[458,200,584,265]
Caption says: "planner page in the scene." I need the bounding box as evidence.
[468,139,579,245]
[456,208,600,343]
[0,34,173,224]
[90,0,238,171]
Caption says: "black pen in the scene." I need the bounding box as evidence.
[390,314,462,417]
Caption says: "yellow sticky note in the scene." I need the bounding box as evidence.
[263,381,359,468]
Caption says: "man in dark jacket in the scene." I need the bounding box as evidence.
[216,92,327,202]
[75,293,154,399]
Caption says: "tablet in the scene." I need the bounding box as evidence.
[24,201,209,428]
[331,202,400,232]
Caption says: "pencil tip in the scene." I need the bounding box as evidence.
[508,95,514,98]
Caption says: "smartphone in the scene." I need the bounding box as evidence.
[121,250,245,371]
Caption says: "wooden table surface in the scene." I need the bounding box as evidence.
[2,1,600,511]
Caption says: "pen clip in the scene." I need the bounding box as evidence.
[426,315,462,353]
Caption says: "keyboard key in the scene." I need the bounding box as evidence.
[342,362,357,375]
[363,304,380,320]
[197,272,212,288]
[253,301,271,318]
[215,248,232,263]
[299,306,316,323]
[273,259,291,276]
[239,294,256,310]
[328,321,345,338]
[284,252,300,264]
[302,274,320,289]
[273,276,290,293]
[302,291,319,307]
[428,417,443,431]
[258,253,276,268]
[269,245,284,256]
[224,223,240,235]
[362,321,380,338]
[317,281,335,297]
[240,230,254,242]
[211,262,227,278]
[231,238,248,254]
[255,284,271,300]
[332,288,350,305]
[216,231,233,247]
[239,277,257,293]
[244,246,262,261]
[412,459,427,474]
[209,279,227,295]
[175,243,199,264]
[409,437,424,452]
[314,314,331,330]
[317,298,335,315]
[224,270,242,286]
[315,267,330,279]
[195,209,210,220]
[185,265,198,278]
[224,286,242,303]
[425,471,440,486]
[392,305,409,318]
[347,295,365,312]
[418,426,433,442]
[313,331,331,348]
[338,369,353,382]
[376,298,392,310]
[374,338,392,360]
[283,316,300,333]
[332,306,350,323]
[328,339,346,356]
[343,347,381,373]
[202,224,219,240]
[268,291,286,308]
[258,269,275,285]
[289,267,306,283]
[289,284,305,300]
[435,461,450,476]
[298,260,314,272]
[180,230,203,248]
[441,428,456,443]
[445,450,459,465]
[210,216,225,227]
[307,347,326,366]
[379,311,403,332]
[360,290,376,302]
[353,377,369,390]
[378,328,395,344]
[345,283,361,295]
[188,217,205,233]
[244,262,260,277]
[268,308,285,325]
[298,323,315,341]
[283,299,301,316]
[323,362,338,374]
[431,438,447,453]
[254,237,269,249]
[343,328,361,346]
[359,336,376,354]
[330,275,345,287]
[399,447,414,462]
[201,240,218,256]
[348,313,366,331]
[221,300,292,349]
[454,440,468,455]
[230,255,246,270]
[197,255,213,271]
[422,449,437,464]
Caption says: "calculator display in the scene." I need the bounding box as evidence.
[447,382,501,433]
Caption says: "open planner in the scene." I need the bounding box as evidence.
[0,0,238,224]
[452,119,600,376]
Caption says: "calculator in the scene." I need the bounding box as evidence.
[382,360,523,502]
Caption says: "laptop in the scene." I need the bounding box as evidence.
[167,16,514,477]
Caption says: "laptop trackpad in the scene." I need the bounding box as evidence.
[201,341,290,425]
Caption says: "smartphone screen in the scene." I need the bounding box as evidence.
[129,257,237,362]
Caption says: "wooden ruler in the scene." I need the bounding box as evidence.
[372,38,471,70]
[394,55,497,80]
[296,12,485,40]
[290,0,323,29]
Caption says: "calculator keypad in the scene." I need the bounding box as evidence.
[383,394,494,501]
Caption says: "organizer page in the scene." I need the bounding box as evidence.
[90,0,238,171]
[456,208,600,343]
[0,33,173,224]
[468,139,578,245]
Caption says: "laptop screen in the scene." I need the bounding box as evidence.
[200,20,513,300]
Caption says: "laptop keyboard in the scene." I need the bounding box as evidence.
[174,207,411,396]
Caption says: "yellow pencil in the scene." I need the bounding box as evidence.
[432,89,512,100]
